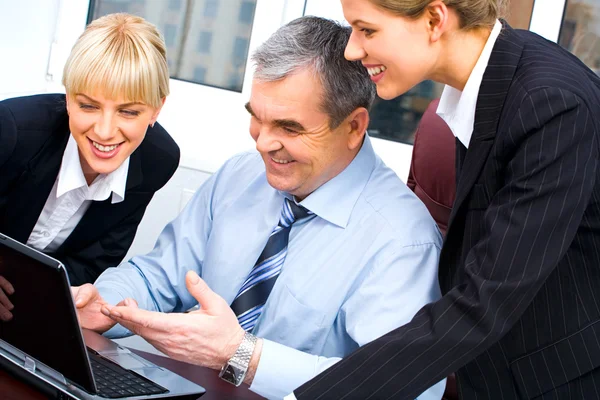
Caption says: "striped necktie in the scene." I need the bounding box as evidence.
[231,198,314,331]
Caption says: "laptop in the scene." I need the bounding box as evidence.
[0,232,206,399]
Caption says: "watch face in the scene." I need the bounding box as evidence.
[220,364,242,386]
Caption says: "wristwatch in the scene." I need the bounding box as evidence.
[219,332,258,386]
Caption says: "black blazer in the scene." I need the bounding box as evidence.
[295,23,600,399]
[0,94,180,286]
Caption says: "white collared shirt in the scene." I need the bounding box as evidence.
[437,20,503,148]
[26,135,129,252]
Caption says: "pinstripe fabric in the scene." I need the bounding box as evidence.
[295,23,600,400]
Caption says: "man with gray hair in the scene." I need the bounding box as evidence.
[73,16,445,399]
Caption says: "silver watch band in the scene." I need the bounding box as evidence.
[230,332,257,369]
[219,331,258,386]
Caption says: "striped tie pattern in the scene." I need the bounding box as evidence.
[231,198,313,332]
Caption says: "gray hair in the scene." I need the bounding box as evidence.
[251,16,376,128]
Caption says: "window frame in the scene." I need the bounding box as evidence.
[529,0,568,42]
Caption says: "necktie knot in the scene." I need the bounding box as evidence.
[282,198,312,227]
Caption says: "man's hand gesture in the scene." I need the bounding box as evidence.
[72,284,138,333]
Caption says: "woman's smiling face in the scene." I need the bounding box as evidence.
[341,0,438,99]
[66,91,163,181]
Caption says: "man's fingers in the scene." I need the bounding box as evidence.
[117,298,139,308]
[0,276,15,294]
[73,284,96,307]
[101,306,173,340]
[0,288,14,311]
[102,305,170,331]
[112,318,150,338]
[185,270,227,312]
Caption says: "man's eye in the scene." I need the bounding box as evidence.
[283,127,299,135]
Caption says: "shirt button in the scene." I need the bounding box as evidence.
[66,201,73,208]
[42,231,50,238]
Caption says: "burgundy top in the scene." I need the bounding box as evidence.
[407,99,456,237]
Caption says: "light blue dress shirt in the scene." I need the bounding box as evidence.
[96,136,446,400]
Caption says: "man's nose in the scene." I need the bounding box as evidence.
[255,127,282,153]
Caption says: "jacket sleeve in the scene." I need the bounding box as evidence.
[294,87,598,399]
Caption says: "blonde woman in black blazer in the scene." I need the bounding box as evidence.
[0,13,179,311]
[293,1,600,399]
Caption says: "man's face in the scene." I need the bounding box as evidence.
[247,69,356,201]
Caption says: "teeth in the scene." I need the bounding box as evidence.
[272,158,291,164]
[92,141,119,152]
[367,65,387,77]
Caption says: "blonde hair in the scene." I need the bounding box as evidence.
[62,13,169,108]
[370,0,505,30]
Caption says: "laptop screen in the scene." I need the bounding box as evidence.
[0,235,96,392]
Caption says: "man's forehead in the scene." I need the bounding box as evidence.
[252,70,322,111]
[249,74,323,119]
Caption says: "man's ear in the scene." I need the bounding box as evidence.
[426,0,451,43]
[345,107,369,151]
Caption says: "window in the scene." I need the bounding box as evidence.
[193,67,207,82]
[239,1,255,24]
[227,72,243,92]
[232,37,249,67]
[368,81,443,144]
[558,0,600,75]
[168,0,182,11]
[197,32,212,53]
[90,0,258,92]
[203,0,218,18]
[163,24,177,47]
[506,0,535,30]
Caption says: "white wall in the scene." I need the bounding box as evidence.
[0,0,59,100]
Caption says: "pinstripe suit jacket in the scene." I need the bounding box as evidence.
[294,23,600,400]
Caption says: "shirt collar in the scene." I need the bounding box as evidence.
[56,135,129,204]
[287,134,376,229]
[436,19,502,148]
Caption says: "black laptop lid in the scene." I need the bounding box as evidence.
[0,233,96,393]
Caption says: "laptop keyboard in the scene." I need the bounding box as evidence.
[88,352,169,398]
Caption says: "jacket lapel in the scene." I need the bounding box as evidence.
[58,150,143,251]
[446,22,524,231]
[2,131,69,242]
